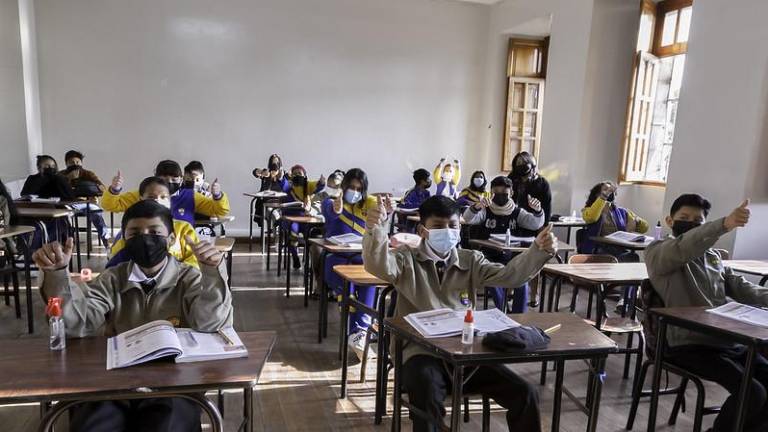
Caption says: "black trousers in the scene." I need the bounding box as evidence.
[668,345,768,432]
[402,355,541,432]
[69,397,202,432]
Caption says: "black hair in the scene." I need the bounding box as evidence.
[268,154,282,169]
[329,169,345,182]
[585,180,615,207]
[0,178,18,225]
[64,150,84,162]
[139,176,170,196]
[419,196,460,221]
[469,170,487,191]
[512,151,536,169]
[35,155,57,170]
[671,194,711,217]
[413,168,430,184]
[341,168,369,205]
[183,160,205,175]
[155,160,182,177]
[121,199,174,235]
[490,176,513,190]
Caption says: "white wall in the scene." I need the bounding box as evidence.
[0,0,29,180]
[662,0,768,257]
[33,0,489,233]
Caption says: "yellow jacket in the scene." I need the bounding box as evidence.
[582,197,649,233]
[433,163,461,186]
[102,188,230,217]
[109,220,200,268]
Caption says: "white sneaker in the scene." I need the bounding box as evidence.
[348,330,373,361]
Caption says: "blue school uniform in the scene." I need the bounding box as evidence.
[170,188,196,225]
[400,187,430,210]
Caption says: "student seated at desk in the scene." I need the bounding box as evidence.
[433,158,460,198]
[103,160,230,226]
[310,169,344,216]
[579,180,648,256]
[646,194,768,432]
[252,153,289,192]
[462,176,544,313]
[182,160,210,197]
[108,176,199,269]
[0,179,19,256]
[456,170,490,208]
[401,168,431,210]
[21,155,74,200]
[322,168,378,358]
[60,150,109,246]
[33,199,232,432]
[363,195,556,432]
[281,164,325,269]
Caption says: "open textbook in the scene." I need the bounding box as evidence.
[106,320,248,370]
[489,234,535,246]
[707,302,768,328]
[405,308,520,338]
[605,231,653,244]
[327,233,363,247]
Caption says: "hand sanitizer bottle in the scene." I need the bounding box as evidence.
[654,221,662,240]
[46,297,66,351]
[461,309,474,345]
[505,227,511,247]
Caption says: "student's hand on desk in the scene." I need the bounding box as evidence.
[186,235,223,267]
[535,224,558,254]
[111,170,124,192]
[724,199,751,231]
[528,195,542,213]
[332,194,343,214]
[366,196,387,228]
[210,178,222,198]
[32,238,74,271]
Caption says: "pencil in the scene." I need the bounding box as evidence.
[217,328,235,346]
[544,324,561,335]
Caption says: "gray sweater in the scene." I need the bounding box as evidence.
[645,218,768,347]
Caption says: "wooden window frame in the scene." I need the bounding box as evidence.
[653,0,692,58]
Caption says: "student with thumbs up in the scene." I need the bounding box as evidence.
[646,194,768,432]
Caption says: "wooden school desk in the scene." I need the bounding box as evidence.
[278,215,324,301]
[243,191,286,252]
[647,307,768,432]
[385,312,617,432]
[724,260,768,286]
[0,225,36,333]
[589,235,652,252]
[552,218,586,245]
[332,264,393,410]
[308,238,363,343]
[0,331,276,432]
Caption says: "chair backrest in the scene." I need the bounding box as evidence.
[713,248,730,260]
[638,278,665,358]
[567,254,618,264]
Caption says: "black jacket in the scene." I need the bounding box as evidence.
[21,173,74,200]
[509,174,552,237]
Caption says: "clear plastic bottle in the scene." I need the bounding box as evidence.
[46,297,66,351]
[505,227,511,247]
[461,309,474,345]
[654,221,663,240]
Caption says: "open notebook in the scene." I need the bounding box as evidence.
[605,231,653,244]
[106,320,248,370]
[327,233,363,247]
[489,233,535,246]
[405,308,520,338]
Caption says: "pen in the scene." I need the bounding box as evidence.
[544,324,561,335]
[217,328,235,346]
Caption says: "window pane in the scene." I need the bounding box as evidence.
[637,12,654,52]
[660,10,678,47]
[676,7,692,43]
[508,112,523,134]
[524,113,537,137]
[522,139,535,154]
[526,84,539,108]
[669,54,686,99]
[512,83,525,109]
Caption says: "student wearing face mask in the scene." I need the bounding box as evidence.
[321,168,378,359]
[646,195,768,432]
[280,164,326,269]
[102,160,230,226]
[251,154,289,230]
[433,158,461,198]
[182,160,210,197]
[401,168,432,210]
[579,181,649,256]
[34,199,231,432]
[310,169,344,216]
[363,195,556,432]
[463,176,545,312]
[457,170,490,208]
[21,155,74,200]
[107,177,199,269]
[508,152,552,236]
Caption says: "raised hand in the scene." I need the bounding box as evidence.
[383,195,394,214]
[210,178,221,198]
[534,223,558,254]
[473,197,491,211]
[365,196,387,229]
[111,170,124,192]
[32,238,74,271]
[724,199,750,231]
[186,235,223,267]
[528,195,542,213]
[318,174,326,184]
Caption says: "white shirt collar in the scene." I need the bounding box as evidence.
[128,258,169,284]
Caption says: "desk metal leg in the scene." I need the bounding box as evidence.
[72,216,82,272]
[85,205,92,258]
[20,235,34,334]
[586,357,606,432]
[266,214,272,270]
[735,345,757,432]
[318,251,328,344]
[249,197,256,252]
[375,290,390,424]
[285,231,292,298]
[647,318,667,432]
[450,365,464,431]
[244,386,254,432]
[551,359,565,432]
[340,281,350,398]
[392,337,403,432]
[227,249,233,287]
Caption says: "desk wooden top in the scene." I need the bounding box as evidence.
[0,331,276,403]
[724,260,768,276]
[195,215,235,226]
[17,207,73,219]
[470,238,575,253]
[282,215,325,224]
[0,225,36,240]
[332,264,389,286]
[591,235,652,251]
[214,237,236,252]
[651,306,768,346]
[243,191,287,199]
[385,312,616,362]
[542,262,648,284]
[552,219,587,228]
[308,238,363,253]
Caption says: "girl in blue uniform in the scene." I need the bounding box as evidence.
[281,164,325,269]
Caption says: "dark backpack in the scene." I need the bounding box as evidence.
[638,279,665,358]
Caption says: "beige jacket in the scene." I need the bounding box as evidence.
[40,258,232,338]
[645,218,768,347]
[362,222,552,363]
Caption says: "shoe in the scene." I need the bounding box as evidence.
[528,300,539,308]
[292,254,301,270]
[614,298,626,315]
[348,330,373,361]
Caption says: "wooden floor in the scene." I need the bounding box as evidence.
[0,240,725,431]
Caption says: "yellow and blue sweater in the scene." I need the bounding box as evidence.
[322,195,378,237]
[102,188,230,226]
[457,188,490,207]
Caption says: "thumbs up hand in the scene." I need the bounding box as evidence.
[210,178,222,198]
[33,238,74,271]
[534,223,558,254]
[111,170,124,192]
[724,199,751,231]
[366,195,387,229]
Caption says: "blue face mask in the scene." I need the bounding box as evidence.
[344,189,362,204]
[426,228,461,256]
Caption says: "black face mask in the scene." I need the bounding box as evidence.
[292,175,307,186]
[124,234,169,268]
[65,165,79,173]
[168,182,181,195]
[182,180,195,189]
[492,194,510,206]
[512,164,532,179]
[606,192,616,203]
[42,167,58,176]
[424,180,432,189]
[672,220,702,237]
[268,162,280,171]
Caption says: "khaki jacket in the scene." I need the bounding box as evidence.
[645,218,768,347]
[40,258,232,337]
[362,222,552,363]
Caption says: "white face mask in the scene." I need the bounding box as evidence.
[441,173,453,182]
[155,198,171,209]
[344,189,362,204]
[325,186,341,197]
[426,228,461,256]
[472,177,484,188]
